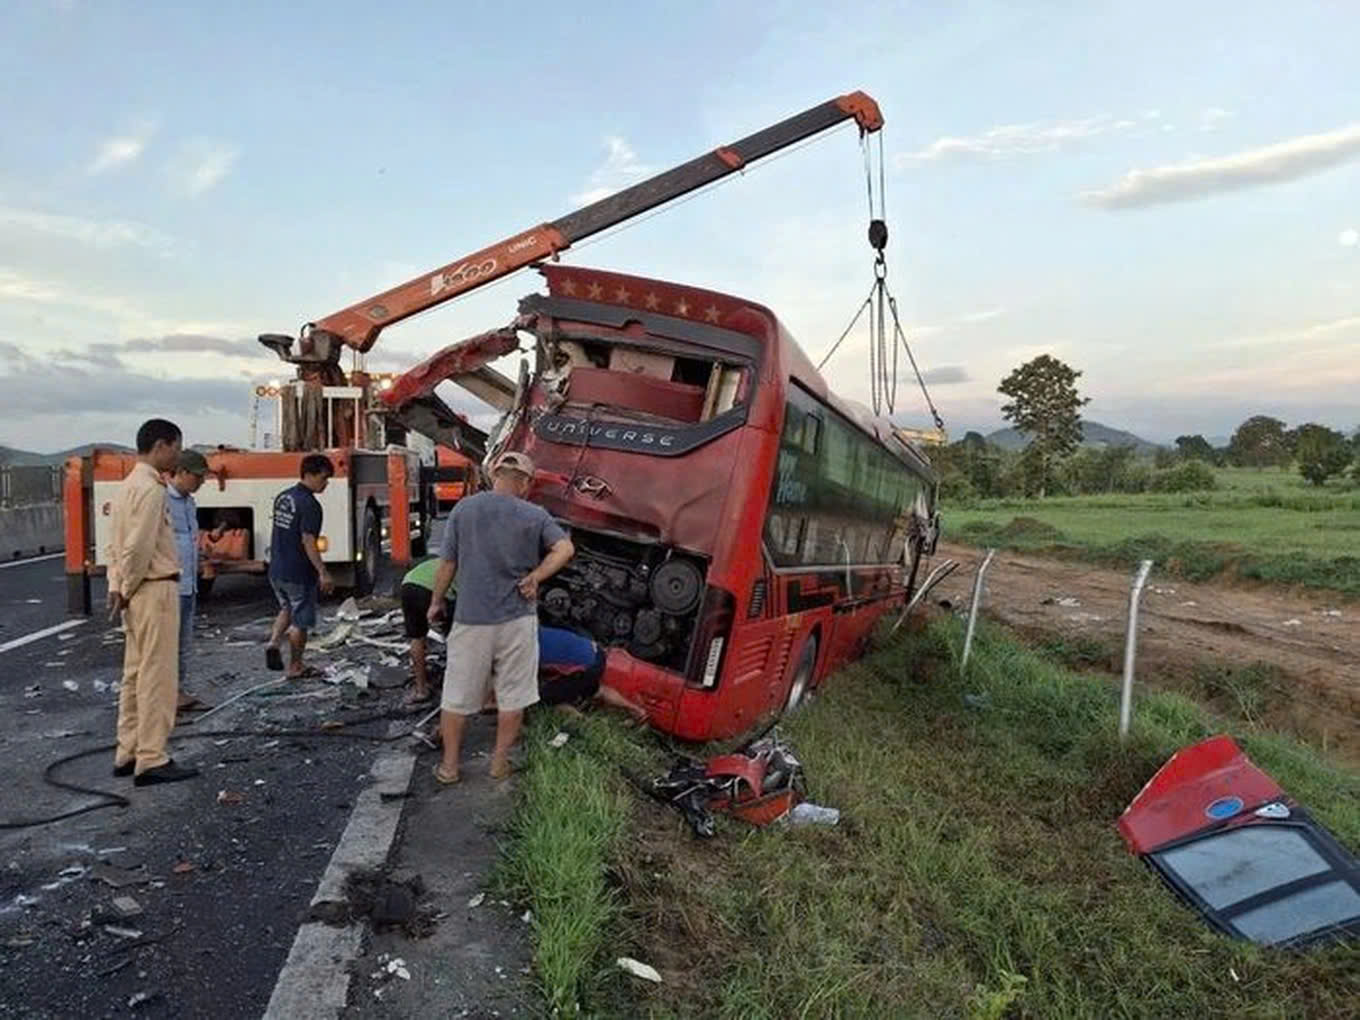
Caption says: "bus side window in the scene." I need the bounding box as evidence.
[802,415,820,455]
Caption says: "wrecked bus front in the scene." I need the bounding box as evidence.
[500,266,937,742]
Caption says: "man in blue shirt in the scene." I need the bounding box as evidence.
[538,625,648,724]
[166,450,209,712]
[266,454,334,679]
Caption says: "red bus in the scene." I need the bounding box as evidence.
[459,264,939,741]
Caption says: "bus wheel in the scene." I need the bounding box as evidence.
[783,636,818,715]
[356,508,381,596]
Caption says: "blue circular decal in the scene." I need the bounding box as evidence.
[1205,796,1244,820]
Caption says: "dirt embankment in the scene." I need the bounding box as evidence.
[933,542,1360,760]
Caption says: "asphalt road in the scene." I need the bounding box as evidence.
[0,556,413,1019]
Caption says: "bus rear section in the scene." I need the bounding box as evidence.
[465,265,936,742]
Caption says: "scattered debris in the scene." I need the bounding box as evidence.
[58,865,86,879]
[549,731,570,749]
[216,790,245,805]
[386,957,412,980]
[92,679,109,693]
[963,693,991,711]
[642,733,805,837]
[467,893,485,909]
[322,661,371,689]
[521,910,533,924]
[43,729,86,740]
[25,598,42,604]
[617,957,663,983]
[172,861,195,875]
[788,802,840,826]
[104,925,144,940]
[1283,619,1302,627]
[335,597,363,622]
[1178,600,1198,608]
[127,990,162,1010]
[62,680,79,692]
[112,896,143,917]
[1321,609,1342,618]
[90,863,153,889]
[23,684,41,699]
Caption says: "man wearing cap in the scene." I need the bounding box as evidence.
[428,451,574,783]
[166,450,209,714]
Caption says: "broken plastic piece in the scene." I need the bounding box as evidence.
[549,731,570,749]
[617,957,663,983]
[788,802,840,826]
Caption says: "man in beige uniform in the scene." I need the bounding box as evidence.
[107,419,200,786]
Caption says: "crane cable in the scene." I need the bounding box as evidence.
[818,130,944,431]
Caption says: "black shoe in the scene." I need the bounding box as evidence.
[112,761,135,778]
[134,760,200,787]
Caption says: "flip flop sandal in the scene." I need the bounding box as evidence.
[432,765,460,785]
[265,647,284,672]
[287,665,323,681]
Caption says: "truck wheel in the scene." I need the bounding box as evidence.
[355,508,381,596]
[783,636,818,715]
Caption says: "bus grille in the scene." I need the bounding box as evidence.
[732,635,774,679]
[747,578,768,618]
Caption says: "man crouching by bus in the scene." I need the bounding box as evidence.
[428,452,574,784]
[538,626,648,724]
[399,557,455,706]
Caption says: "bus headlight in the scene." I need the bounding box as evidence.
[700,637,725,688]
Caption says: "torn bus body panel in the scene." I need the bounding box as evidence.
[1120,736,1360,947]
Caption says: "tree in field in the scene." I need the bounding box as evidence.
[1293,423,1353,486]
[1175,434,1217,463]
[1228,415,1290,469]
[997,355,1089,498]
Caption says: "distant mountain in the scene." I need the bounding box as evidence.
[984,421,1161,454]
[0,442,134,466]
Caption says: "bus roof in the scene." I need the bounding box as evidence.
[538,264,937,481]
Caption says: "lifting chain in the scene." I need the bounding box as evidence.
[818,131,945,432]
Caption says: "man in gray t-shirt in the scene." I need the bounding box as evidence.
[428,451,574,783]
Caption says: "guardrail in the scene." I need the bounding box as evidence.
[1,464,61,508]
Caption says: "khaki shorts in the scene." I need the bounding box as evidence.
[442,615,540,715]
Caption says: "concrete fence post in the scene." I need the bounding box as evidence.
[960,548,996,672]
[1118,559,1155,742]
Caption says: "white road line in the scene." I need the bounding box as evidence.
[263,731,416,1020]
[0,552,64,571]
[0,618,85,654]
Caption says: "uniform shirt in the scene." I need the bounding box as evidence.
[268,482,323,584]
[439,491,567,625]
[165,484,199,597]
[106,461,180,598]
[402,557,441,591]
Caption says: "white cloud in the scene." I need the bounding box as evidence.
[570,136,653,206]
[1081,122,1360,209]
[1212,314,1360,350]
[1340,227,1359,248]
[898,115,1133,166]
[0,205,173,254]
[168,140,239,197]
[1199,107,1233,132]
[87,119,157,175]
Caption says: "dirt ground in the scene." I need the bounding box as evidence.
[932,542,1360,761]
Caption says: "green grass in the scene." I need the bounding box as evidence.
[948,467,1360,595]
[500,618,1360,1018]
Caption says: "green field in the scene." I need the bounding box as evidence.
[946,468,1360,595]
[498,618,1360,1018]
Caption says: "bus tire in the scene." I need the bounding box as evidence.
[783,636,818,715]
[355,507,381,596]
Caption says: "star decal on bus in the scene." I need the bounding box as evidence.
[561,278,576,296]
[615,286,631,303]
[704,305,720,322]
[675,299,690,317]
[587,282,603,299]
[644,292,660,310]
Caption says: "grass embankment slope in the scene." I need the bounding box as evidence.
[948,468,1360,596]
[498,617,1360,1018]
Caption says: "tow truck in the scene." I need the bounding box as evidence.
[64,91,886,613]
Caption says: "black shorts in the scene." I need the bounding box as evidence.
[401,583,453,640]
[538,649,606,706]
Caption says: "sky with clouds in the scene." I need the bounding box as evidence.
[1,0,1356,452]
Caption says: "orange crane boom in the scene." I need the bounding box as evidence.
[260,92,882,376]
